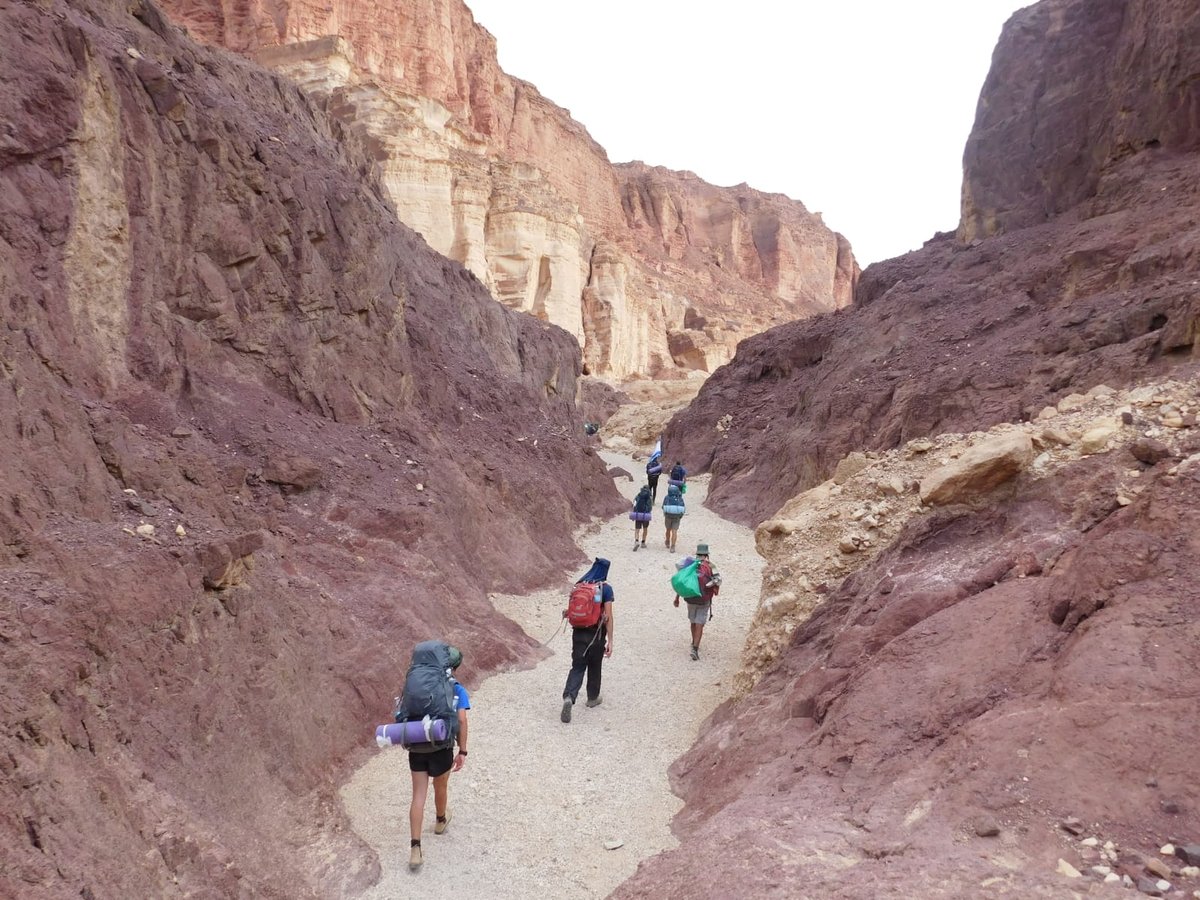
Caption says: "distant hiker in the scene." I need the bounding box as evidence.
[630,484,653,550]
[645,452,663,500]
[561,557,615,723]
[584,422,599,436]
[661,483,686,552]
[668,460,687,490]
[673,543,721,660]
[395,641,470,871]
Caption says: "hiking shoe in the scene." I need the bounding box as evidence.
[585,696,603,708]
[690,646,699,661]
[633,542,639,551]
[434,812,451,835]
[409,844,423,870]
[561,699,573,723]
[641,541,647,547]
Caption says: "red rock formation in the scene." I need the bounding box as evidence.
[960,0,1200,240]
[616,447,1200,897]
[668,133,1200,529]
[624,0,1200,895]
[0,1,622,896]
[157,0,856,378]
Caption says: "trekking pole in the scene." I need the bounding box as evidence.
[538,619,567,647]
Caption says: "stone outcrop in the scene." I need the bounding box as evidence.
[623,0,1200,895]
[0,1,623,897]
[666,130,1200,527]
[959,0,1200,241]
[665,0,1200,527]
[157,0,856,379]
[623,381,1200,894]
[918,432,1034,505]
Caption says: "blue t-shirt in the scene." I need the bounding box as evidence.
[587,583,615,603]
[453,682,471,711]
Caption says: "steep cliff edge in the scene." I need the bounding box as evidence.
[157,0,856,379]
[0,1,621,897]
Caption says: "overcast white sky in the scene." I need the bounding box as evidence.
[465,0,1031,266]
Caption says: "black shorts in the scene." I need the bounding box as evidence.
[408,746,454,777]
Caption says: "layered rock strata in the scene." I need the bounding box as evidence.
[158,0,857,378]
[0,1,622,897]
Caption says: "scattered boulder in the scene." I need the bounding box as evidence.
[1176,845,1200,866]
[1061,817,1086,836]
[1057,858,1082,878]
[832,451,871,485]
[607,466,634,481]
[1041,427,1075,446]
[1145,857,1172,879]
[1057,393,1089,412]
[262,455,323,492]
[1136,876,1166,896]
[972,817,1001,838]
[1079,421,1119,454]
[1131,438,1171,465]
[195,532,265,591]
[919,433,1034,506]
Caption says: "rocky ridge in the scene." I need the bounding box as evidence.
[157,0,857,379]
[624,0,1200,896]
[743,376,1199,693]
[0,1,622,897]
[619,372,1200,897]
[666,0,1200,528]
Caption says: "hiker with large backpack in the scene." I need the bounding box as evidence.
[630,484,653,551]
[560,557,615,723]
[672,543,722,660]
[645,452,663,501]
[393,641,470,871]
[668,460,687,489]
[661,482,686,552]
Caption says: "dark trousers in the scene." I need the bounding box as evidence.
[648,472,660,501]
[563,626,605,702]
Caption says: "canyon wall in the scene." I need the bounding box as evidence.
[0,1,623,897]
[623,0,1200,895]
[667,0,1200,527]
[159,0,857,379]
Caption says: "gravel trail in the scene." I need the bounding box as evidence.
[342,451,761,898]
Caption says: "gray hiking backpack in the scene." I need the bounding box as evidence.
[393,640,460,752]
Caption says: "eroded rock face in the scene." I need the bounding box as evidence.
[667,146,1200,527]
[665,0,1200,528]
[157,0,856,378]
[960,0,1200,241]
[0,1,622,896]
[618,411,1200,898]
[918,432,1034,505]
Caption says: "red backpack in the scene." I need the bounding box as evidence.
[564,581,606,628]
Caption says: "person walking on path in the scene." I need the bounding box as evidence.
[646,452,663,501]
[630,484,653,551]
[668,460,687,490]
[661,483,686,551]
[408,646,470,871]
[561,557,614,723]
[673,544,720,660]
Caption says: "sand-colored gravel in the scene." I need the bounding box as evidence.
[341,451,761,898]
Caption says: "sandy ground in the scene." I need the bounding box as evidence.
[341,451,761,899]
